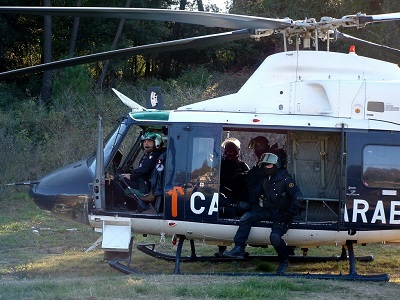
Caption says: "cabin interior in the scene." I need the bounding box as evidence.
[219,129,342,225]
[105,124,343,225]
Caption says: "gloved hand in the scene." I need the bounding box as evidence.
[238,201,250,211]
[276,212,293,222]
[288,205,300,216]
[285,212,294,222]
[119,173,130,181]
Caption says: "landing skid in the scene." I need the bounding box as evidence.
[106,236,389,281]
[136,243,374,264]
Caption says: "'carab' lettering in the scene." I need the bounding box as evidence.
[344,199,400,224]
[190,192,219,215]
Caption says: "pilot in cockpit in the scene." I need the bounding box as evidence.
[115,132,165,212]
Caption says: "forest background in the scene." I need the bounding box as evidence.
[0,0,400,187]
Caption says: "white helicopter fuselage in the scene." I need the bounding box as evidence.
[90,215,400,249]
[177,50,400,126]
[87,50,400,253]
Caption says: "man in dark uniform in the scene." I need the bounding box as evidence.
[216,138,250,256]
[119,132,164,212]
[220,138,249,201]
[248,135,286,165]
[248,136,271,161]
[223,152,304,274]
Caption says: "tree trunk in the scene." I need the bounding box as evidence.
[68,0,82,58]
[197,0,204,11]
[160,0,188,78]
[40,0,52,106]
[95,0,131,90]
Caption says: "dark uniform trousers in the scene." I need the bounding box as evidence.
[233,207,291,262]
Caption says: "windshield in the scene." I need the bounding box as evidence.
[87,116,133,174]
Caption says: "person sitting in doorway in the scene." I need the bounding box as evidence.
[223,153,304,274]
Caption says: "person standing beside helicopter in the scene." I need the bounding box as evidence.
[118,132,165,212]
[223,152,304,274]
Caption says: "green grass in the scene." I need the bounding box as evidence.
[0,274,397,300]
[1,191,400,299]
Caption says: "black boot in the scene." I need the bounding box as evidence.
[214,246,227,257]
[223,245,245,258]
[287,246,296,256]
[276,259,289,274]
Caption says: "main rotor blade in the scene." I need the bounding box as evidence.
[0,6,292,30]
[335,31,400,58]
[341,12,400,28]
[0,29,252,80]
[358,12,400,25]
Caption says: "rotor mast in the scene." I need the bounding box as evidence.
[251,12,400,52]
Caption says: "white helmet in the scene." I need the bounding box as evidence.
[259,152,281,169]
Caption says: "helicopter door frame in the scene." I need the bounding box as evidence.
[93,116,105,210]
[286,129,343,228]
[164,123,222,222]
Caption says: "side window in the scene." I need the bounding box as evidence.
[362,145,400,189]
[191,137,216,175]
[166,124,221,187]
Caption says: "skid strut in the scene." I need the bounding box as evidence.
[173,235,185,274]
[137,243,374,264]
[106,237,137,275]
[136,238,388,281]
[104,236,388,281]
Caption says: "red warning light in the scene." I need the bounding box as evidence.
[349,45,356,54]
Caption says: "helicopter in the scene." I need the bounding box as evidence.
[1,6,400,281]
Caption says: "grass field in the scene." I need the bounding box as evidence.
[1,190,400,299]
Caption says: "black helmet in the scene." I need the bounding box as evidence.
[248,136,269,158]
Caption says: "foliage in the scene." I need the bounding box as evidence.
[51,65,93,99]
[0,66,251,186]
[0,0,399,183]
[0,82,26,110]
[2,0,398,101]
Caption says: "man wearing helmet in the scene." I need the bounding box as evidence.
[216,137,250,256]
[248,136,271,160]
[118,132,164,212]
[223,152,304,274]
[220,138,249,201]
[248,135,285,164]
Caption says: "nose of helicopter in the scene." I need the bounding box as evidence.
[29,159,94,225]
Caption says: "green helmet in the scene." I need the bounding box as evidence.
[259,152,281,169]
[141,132,163,149]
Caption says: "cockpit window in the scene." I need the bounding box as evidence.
[87,119,139,174]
